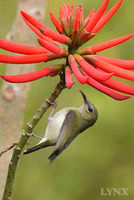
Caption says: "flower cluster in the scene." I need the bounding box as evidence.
[0,0,134,100]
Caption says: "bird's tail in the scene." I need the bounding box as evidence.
[23,138,49,154]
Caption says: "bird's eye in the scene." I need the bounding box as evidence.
[88,106,93,113]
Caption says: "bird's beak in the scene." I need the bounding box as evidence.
[78,89,88,104]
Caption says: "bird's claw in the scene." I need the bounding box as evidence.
[46,99,57,108]
[22,130,42,140]
[46,99,57,119]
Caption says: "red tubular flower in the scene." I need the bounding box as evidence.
[87,77,130,100]
[81,8,95,29]
[50,11,63,34]
[72,7,81,43]
[95,55,134,70]
[0,39,47,54]
[0,53,51,64]
[91,34,134,53]
[21,10,49,30]
[63,2,68,19]
[0,65,63,83]
[70,4,75,17]
[0,0,134,101]
[37,26,72,45]
[99,78,134,95]
[74,54,113,81]
[65,66,75,89]
[85,0,109,32]
[59,6,65,20]
[77,34,134,54]
[92,0,123,34]
[21,12,52,42]
[85,55,134,81]
[73,7,80,31]
[38,38,68,56]
[68,55,88,84]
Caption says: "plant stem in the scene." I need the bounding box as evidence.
[2,74,66,200]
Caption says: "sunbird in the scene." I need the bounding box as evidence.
[24,90,98,164]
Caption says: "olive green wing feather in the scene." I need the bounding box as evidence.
[48,110,79,164]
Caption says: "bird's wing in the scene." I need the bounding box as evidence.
[48,110,79,164]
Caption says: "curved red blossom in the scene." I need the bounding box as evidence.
[0,0,134,101]
[99,78,134,95]
[0,39,47,54]
[92,0,123,34]
[73,7,80,31]
[37,26,71,45]
[86,0,109,32]
[87,77,130,100]
[81,8,95,29]
[21,11,52,42]
[74,54,113,81]
[65,66,75,89]
[0,65,63,83]
[68,55,88,84]
[85,55,134,81]
[95,55,134,70]
[0,53,57,64]
[78,34,134,54]
[21,10,49,31]
[38,38,68,56]
[50,11,63,34]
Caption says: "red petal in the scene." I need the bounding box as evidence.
[87,77,130,100]
[21,12,52,42]
[74,54,113,81]
[68,55,88,84]
[0,53,57,64]
[63,2,68,19]
[87,55,134,81]
[0,38,47,54]
[65,66,75,89]
[91,34,134,53]
[38,38,62,55]
[21,10,49,30]
[0,67,51,83]
[78,34,134,55]
[73,7,80,30]
[70,4,75,17]
[92,0,123,33]
[95,55,134,70]
[50,11,63,33]
[86,0,109,32]
[99,78,134,95]
[37,26,72,45]
[59,6,65,20]
[81,8,95,29]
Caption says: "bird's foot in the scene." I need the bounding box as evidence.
[22,130,42,140]
[46,99,57,119]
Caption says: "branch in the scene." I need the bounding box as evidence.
[2,74,66,200]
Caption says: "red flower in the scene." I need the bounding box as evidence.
[0,0,134,100]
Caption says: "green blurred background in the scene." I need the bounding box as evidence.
[0,0,134,199]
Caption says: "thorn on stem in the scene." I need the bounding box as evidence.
[16,147,21,151]
[27,123,34,129]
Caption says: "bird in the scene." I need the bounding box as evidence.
[23,89,98,164]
